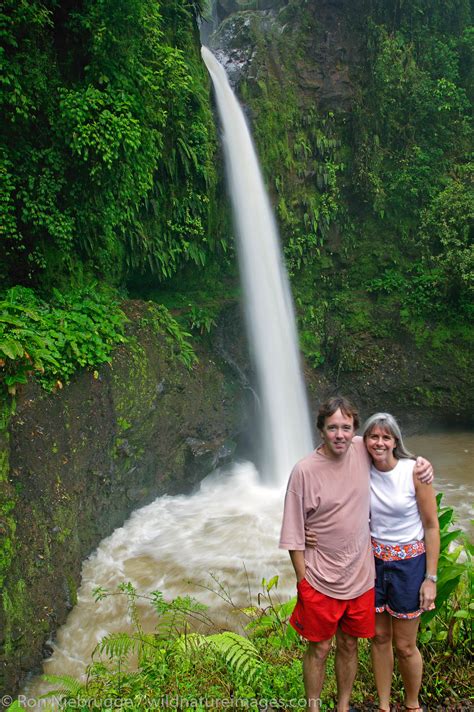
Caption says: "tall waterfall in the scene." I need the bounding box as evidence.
[201,47,313,484]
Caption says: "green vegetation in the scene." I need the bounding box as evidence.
[348,4,473,313]
[419,495,472,647]
[1,0,472,401]
[0,286,127,395]
[239,78,344,278]
[0,0,219,397]
[23,498,471,711]
[1,0,228,400]
[1,0,225,288]
[238,0,473,390]
[130,259,240,343]
[137,303,198,369]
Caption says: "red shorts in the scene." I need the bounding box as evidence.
[290,578,375,642]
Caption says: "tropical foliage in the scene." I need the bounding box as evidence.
[0,285,127,394]
[22,505,471,712]
[0,0,227,395]
[1,0,225,289]
[1,0,472,395]
[239,0,473,386]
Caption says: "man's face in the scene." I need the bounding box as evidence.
[319,408,355,459]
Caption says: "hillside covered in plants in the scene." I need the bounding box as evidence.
[210,0,473,415]
[0,0,473,700]
[1,0,473,413]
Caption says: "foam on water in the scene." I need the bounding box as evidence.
[24,462,295,695]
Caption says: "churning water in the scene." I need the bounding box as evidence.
[24,463,296,695]
[24,435,473,696]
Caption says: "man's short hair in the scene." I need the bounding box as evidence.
[317,396,360,431]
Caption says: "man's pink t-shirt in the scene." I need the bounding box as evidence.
[279,436,375,600]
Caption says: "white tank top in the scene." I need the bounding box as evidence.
[370,458,424,545]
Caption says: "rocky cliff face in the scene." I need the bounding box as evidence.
[0,301,250,695]
[208,0,360,102]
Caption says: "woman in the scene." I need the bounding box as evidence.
[363,413,440,712]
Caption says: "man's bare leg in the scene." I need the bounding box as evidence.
[303,638,332,709]
[335,628,358,712]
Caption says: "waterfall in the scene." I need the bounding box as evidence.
[201,46,313,484]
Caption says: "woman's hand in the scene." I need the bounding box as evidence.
[304,525,318,548]
[420,579,437,610]
[414,456,434,484]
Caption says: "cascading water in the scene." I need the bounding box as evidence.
[201,47,313,484]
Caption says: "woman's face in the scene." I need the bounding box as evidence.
[365,425,398,469]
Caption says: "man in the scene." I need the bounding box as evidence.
[279,396,433,712]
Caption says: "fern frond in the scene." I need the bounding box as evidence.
[95,631,143,660]
[40,673,86,697]
[137,633,161,664]
[155,609,187,640]
[94,630,160,665]
[207,631,263,683]
[173,631,208,653]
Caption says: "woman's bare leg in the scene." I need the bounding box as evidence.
[393,617,422,709]
[371,612,393,711]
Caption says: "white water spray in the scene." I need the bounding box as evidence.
[201,47,313,483]
[24,463,296,696]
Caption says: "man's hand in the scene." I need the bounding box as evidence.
[304,525,318,548]
[414,456,434,484]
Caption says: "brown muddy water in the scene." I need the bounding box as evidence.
[22,431,473,700]
[407,432,473,539]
